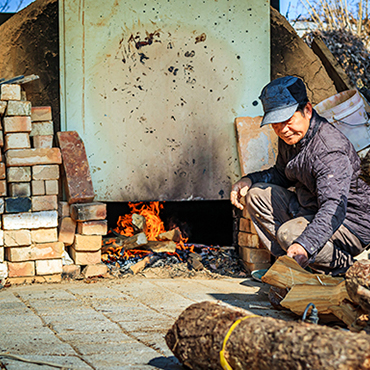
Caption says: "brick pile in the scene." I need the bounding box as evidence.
[0,84,109,284]
[57,131,108,278]
[0,84,63,283]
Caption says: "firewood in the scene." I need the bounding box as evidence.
[129,254,159,274]
[157,229,181,242]
[261,256,342,289]
[143,240,177,253]
[120,232,148,250]
[346,259,370,313]
[165,301,370,370]
[132,213,147,234]
[280,281,349,315]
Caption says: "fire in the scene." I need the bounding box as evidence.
[114,202,166,240]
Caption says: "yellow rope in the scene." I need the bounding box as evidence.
[219,315,259,370]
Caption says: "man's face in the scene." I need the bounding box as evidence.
[271,103,312,145]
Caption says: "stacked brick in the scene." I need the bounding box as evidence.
[57,131,108,278]
[235,204,271,273]
[0,83,63,283]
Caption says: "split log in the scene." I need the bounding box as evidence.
[132,214,147,234]
[119,232,148,250]
[157,229,181,242]
[346,259,370,313]
[143,240,177,253]
[261,256,342,289]
[280,280,349,314]
[165,301,370,370]
[129,254,159,274]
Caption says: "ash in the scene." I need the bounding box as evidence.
[104,244,247,279]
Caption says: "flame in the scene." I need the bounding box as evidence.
[115,202,166,240]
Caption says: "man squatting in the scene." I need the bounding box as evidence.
[231,76,370,276]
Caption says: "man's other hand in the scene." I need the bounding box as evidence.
[230,177,252,210]
[287,243,308,267]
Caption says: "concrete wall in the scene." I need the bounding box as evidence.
[60,0,271,202]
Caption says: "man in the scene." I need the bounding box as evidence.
[231,76,370,275]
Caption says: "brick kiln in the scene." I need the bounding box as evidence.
[0,82,108,284]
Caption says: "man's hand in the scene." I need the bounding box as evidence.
[287,243,308,267]
[230,177,252,210]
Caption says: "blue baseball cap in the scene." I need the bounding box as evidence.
[259,76,308,127]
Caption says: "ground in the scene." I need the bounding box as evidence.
[0,273,296,370]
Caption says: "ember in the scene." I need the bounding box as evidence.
[102,202,245,278]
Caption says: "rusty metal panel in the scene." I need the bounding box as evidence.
[59,0,271,201]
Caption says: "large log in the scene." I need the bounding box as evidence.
[346,259,370,313]
[165,301,370,370]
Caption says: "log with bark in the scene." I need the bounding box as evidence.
[165,301,370,370]
[346,259,370,313]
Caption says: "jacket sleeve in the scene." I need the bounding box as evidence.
[294,150,352,257]
[246,139,295,188]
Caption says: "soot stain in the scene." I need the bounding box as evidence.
[195,33,206,44]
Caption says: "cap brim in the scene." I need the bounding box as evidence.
[260,103,298,127]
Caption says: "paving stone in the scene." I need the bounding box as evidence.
[7,166,31,182]
[69,247,101,265]
[31,106,52,122]
[32,195,58,212]
[31,180,45,195]
[70,202,106,222]
[6,100,31,116]
[5,148,62,167]
[8,182,31,197]
[77,220,108,235]
[35,259,63,275]
[4,132,31,151]
[30,228,58,243]
[72,234,102,251]
[32,135,53,148]
[5,196,32,213]
[58,217,76,246]
[56,131,94,204]
[50,318,122,335]
[3,116,32,133]
[4,229,31,247]
[3,210,58,230]
[0,84,21,100]
[32,164,59,180]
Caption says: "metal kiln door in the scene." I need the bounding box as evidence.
[59,0,271,201]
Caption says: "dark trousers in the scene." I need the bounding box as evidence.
[245,183,365,275]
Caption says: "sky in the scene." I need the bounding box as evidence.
[1,0,34,12]
[280,0,306,20]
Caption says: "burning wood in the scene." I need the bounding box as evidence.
[101,202,245,278]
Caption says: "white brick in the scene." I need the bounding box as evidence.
[45,180,58,195]
[31,180,45,195]
[0,230,3,246]
[1,84,21,101]
[30,121,54,136]
[9,182,31,197]
[7,167,31,182]
[0,247,3,263]
[4,230,31,247]
[4,133,31,151]
[35,259,63,275]
[0,262,7,278]
[32,165,59,180]
[2,210,58,230]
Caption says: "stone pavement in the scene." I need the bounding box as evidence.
[0,276,295,370]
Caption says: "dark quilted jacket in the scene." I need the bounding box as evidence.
[247,110,370,257]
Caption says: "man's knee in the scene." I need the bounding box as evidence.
[277,217,311,251]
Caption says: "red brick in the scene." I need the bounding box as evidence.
[72,235,102,251]
[0,162,5,180]
[31,106,52,122]
[58,217,76,246]
[0,180,6,196]
[3,116,32,133]
[82,263,107,278]
[70,202,106,222]
[8,261,35,277]
[77,220,108,235]
[239,246,271,263]
[69,247,101,265]
[33,135,53,149]
[5,148,62,167]
[56,131,94,204]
